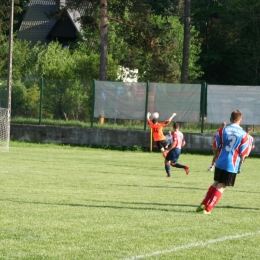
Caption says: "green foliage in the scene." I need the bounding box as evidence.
[11,80,27,113]
[1,142,260,259]
[80,0,202,83]
[25,83,40,116]
[0,0,28,76]
[11,80,40,117]
[192,0,260,85]
[0,0,23,34]
[72,43,119,81]
[0,40,119,120]
[0,37,8,75]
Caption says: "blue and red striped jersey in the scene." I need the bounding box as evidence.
[215,124,249,173]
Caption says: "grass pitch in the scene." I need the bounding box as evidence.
[0,142,260,259]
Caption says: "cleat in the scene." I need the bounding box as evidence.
[184,166,189,175]
[196,204,205,212]
[166,175,171,178]
[203,210,211,215]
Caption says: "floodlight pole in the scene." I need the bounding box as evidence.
[7,0,14,144]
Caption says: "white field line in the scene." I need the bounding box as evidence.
[124,230,260,260]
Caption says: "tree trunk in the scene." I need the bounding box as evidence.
[181,0,190,83]
[100,0,108,81]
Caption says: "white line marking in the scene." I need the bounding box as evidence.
[124,230,260,260]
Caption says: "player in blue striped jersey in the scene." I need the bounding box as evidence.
[196,110,249,214]
[237,127,255,173]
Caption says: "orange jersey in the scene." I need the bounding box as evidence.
[147,118,170,141]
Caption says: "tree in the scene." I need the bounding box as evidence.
[0,0,24,35]
[0,0,25,76]
[59,0,202,83]
[181,0,190,83]
[192,0,260,85]
[100,0,108,80]
[33,41,118,120]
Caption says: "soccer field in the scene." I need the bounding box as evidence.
[0,142,260,259]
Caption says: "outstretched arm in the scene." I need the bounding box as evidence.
[164,113,177,125]
[169,113,177,121]
[147,112,151,120]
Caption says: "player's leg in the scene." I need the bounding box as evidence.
[164,159,171,177]
[205,183,226,213]
[196,180,218,212]
[204,169,235,213]
[170,149,189,175]
[157,140,167,153]
[165,149,174,177]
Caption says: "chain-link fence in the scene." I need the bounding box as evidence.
[1,78,260,130]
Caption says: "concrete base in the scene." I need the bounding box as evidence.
[10,124,259,154]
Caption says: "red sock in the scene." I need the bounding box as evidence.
[201,185,216,206]
[205,190,222,212]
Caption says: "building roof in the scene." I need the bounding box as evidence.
[17,0,57,46]
[17,0,84,46]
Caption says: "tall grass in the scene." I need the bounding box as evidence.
[0,141,259,259]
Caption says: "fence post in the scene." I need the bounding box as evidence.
[201,82,207,133]
[144,81,149,131]
[39,76,43,125]
[91,79,96,128]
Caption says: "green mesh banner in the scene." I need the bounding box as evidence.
[94,81,147,120]
[207,85,260,125]
[94,81,201,122]
[148,83,201,122]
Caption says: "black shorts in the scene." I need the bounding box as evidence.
[214,167,237,186]
[156,140,167,149]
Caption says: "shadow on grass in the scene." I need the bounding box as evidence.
[112,184,260,194]
[1,198,259,212]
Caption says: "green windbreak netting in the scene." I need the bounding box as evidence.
[94,81,147,120]
[207,85,260,125]
[94,81,201,122]
[149,83,201,122]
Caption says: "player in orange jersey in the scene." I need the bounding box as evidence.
[147,112,176,153]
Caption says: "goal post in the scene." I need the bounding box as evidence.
[0,108,10,152]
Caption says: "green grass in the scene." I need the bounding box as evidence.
[1,142,260,259]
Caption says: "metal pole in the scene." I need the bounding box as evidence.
[39,77,43,125]
[144,81,149,131]
[201,82,207,133]
[91,79,96,128]
[7,0,14,145]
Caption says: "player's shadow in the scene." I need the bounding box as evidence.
[115,184,260,194]
[0,198,193,212]
[0,198,258,212]
[115,184,207,191]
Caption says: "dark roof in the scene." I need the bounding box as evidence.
[17,0,83,46]
[17,0,57,46]
[46,17,78,43]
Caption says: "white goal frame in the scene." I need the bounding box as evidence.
[0,108,10,152]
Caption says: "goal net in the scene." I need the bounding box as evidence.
[0,108,9,152]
